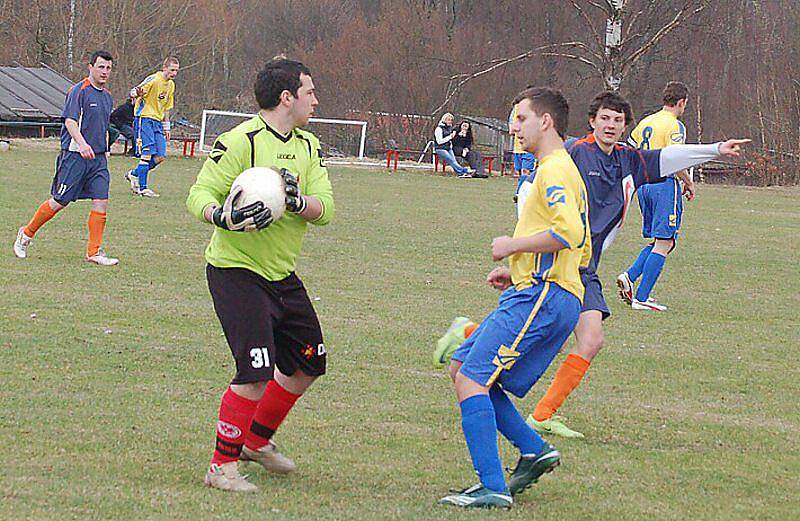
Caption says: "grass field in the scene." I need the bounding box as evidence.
[1,145,798,520]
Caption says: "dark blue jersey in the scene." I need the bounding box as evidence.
[565,134,664,272]
[60,79,113,153]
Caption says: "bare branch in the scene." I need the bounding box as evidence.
[570,1,604,51]
[620,1,709,74]
[430,42,601,115]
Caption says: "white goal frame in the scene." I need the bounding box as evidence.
[199,109,368,159]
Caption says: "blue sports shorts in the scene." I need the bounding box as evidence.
[580,268,610,319]
[513,152,536,173]
[638,177,682,240]
[50,151,109,204]
[136,117,167,158]
[451,282,580,398]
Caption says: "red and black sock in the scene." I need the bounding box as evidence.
[244,379,301,450]
[210,387,259,466]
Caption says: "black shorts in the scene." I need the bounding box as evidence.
[206,265,326,384]
[580,269,610,320]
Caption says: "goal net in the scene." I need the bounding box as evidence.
[199,110,368,160]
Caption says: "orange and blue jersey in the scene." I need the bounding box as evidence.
[565,134,667,272]
[60,78,113,153]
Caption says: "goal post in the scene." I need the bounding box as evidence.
[199,109,368,160]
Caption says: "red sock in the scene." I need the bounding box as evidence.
[244,380,301,450]
[210,387,259,466]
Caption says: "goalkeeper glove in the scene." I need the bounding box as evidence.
[279,168,307,213]
[211,185,273,231]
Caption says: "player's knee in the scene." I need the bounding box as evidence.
[576,332,604,359]
[653,239,674,255]
[48,198,66,212]
[92,199,109,212]
[448,360,462,382]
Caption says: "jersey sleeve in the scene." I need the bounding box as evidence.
[302,136,335,226]
[625,147,663,188]
[62,85,82,121]
[165,83,175,113]
[186,132,246,222]
[669,120,686,145]
[538,173,586,249]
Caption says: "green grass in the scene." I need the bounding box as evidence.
[0,146,798,520]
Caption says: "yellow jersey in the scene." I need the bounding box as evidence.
[628,109,685,150]
[134,71,175,121]
[510,148,591,300]
[508,106,525,154]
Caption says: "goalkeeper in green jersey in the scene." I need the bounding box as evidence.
[187,58,335,492]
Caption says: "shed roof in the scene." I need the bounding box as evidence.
[0,66,73,121]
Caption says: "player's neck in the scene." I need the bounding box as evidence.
[662,105,681,118]
[87,76,104,90]
[258,109,294,136]
[533,132,564,159]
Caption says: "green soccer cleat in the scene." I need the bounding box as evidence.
[507,443,561,495]
[439,484,513,509]
[432,316,474,367]
[526,414,585,438]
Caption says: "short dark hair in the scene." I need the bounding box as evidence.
[588,91,633,126]
[663,81,689,106]
[254,58,311,110]
[512,87,569,139]
[89,50,113,65]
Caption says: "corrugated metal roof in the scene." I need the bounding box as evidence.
[0,66,73,121]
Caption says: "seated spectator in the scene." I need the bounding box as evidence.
[108,98,136,156]
[452,120,488,178]
[434,112,473,178]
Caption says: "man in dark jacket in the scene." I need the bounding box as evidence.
[108,98,136,156]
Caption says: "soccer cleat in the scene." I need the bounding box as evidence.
[507,443,561,495]
[125,170,139,193]
[616,272,634,304]
[631,298,667,311]
[240,440,296,474]
[439,484,513,509]
[86,247,119,266]
[526,415,585,438]
[433,317,474,367]
[13,227,32,259]
[137,188,160,198]
[457,172,473,178]
[204,462,258,492]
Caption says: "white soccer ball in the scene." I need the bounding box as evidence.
[0,141,10,152]
[230,167,286,221]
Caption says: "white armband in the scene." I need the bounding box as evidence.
[162,121,170,132]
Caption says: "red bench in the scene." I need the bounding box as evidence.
[433,154,496,175]
[170,135,199,157]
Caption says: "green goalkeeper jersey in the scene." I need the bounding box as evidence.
[187,115,335,281]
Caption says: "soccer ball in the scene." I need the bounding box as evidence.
[0,140,9,152]
[230,167,286,221]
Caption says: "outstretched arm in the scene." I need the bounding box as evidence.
[659,139,750,176]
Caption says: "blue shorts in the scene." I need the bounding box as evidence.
[513,153,536,173]
[638,178,682,240]
[451,282,580,398]
[580,269,610,319]
[50,151,109,204]
[136,117,167,158]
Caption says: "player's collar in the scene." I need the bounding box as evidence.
[258,115,292,143]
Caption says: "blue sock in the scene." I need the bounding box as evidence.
[459,394,507,492]
[627,244,653,282]
[134,160,150,190]
[489,386,544,456]
[635,251,666,302]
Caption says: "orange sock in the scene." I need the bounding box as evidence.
[87,210,107,257]
[24,201,58,237]
[464,323,478,338]
[532,353,591,421]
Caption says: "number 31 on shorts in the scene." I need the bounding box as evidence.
[249,347,271,368]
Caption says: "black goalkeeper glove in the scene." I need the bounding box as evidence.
[211,185,273,232]
[279,167,307,213]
